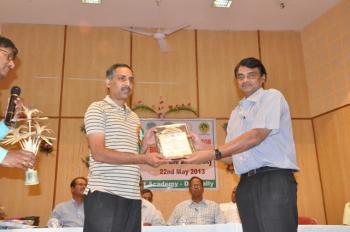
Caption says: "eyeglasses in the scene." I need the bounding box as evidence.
[236,72,260,81]
[0,48,15,61]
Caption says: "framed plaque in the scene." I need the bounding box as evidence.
[154,123,195,159]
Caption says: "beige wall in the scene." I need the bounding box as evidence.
[299,0,350,224]
[301,0,350,116]
[0,0,349,224]
[313,106,350,224]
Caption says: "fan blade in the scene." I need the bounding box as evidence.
[163,24,190,36]
[157,38,170,53]
[120,27,153,37]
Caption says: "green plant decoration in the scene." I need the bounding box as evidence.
[132,97,198,118]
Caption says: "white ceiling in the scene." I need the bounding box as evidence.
[0,0,342,31]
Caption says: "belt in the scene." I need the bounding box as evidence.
[241,166,295,177]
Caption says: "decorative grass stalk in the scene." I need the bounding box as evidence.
[1,105,55,185]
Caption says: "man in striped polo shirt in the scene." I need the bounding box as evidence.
[83,63,169,232]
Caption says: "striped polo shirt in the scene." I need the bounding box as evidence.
[84,95,142,200]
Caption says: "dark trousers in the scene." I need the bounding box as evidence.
[236,169,298,232]
[83,191,141,232]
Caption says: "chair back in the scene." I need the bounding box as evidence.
[298,216,318,225]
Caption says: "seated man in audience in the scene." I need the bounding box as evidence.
[48,177,87,227]
[220,186,241,223]
[142,189,154,203]
[140,179,165,226]
[167,176,224,225]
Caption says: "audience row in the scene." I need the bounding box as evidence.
[47,176,241,227]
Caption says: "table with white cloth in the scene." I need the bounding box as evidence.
[1,224,350,232]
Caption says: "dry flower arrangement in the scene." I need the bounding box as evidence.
[132,97,198,119]
[1,104,55,185]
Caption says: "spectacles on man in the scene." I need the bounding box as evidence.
[0,48,15,61]
[236,71,260,81]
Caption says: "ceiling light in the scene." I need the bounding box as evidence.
[212,0,232,8]
[82,0,101,4]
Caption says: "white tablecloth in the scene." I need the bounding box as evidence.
[1,224,350,232]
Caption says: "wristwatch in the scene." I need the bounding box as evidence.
[214,149,222,160]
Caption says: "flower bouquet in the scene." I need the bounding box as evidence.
[1,105,55,185]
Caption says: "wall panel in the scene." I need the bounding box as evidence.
[131,29,197,119]
[197,31,259,118]
[0,24,64,117]
[292,120,326,224]
[62,26,131,117]
[260,31,310,118]
[313,106,350,224]
[301,0,350,116]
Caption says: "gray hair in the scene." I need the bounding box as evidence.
[106,63,132,80]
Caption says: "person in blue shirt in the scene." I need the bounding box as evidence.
[0,35,35,170]
[183,57,299,232]
[48,177,87,227]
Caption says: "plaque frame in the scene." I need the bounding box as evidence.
[154,123,195,159]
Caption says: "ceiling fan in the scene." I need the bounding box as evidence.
[122,24,189,53]
[121,0,189,53]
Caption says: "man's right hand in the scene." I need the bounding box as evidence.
[143,152,169,167]
[1,150,35,170]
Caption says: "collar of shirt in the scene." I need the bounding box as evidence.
[239,87,263,106]
[70,199,83,208]
[189,199,207,208]
[104,95,131,113]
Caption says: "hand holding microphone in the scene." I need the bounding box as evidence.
[4,86,21,127]
[1,86,36,170]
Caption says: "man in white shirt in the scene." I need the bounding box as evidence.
[140,179,165,226]
[48,177,87,227]
[167,176,224,225]
[220,186,241,223]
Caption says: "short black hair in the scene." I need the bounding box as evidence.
[106,63,132,80]
[70,177,87,188]
[189,176,203,188]
[234,57,267,78]
[141,189,153,196]
[0,35,18,59]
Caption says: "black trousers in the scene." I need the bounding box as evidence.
[236,169,298,232]
[83,191,141,232]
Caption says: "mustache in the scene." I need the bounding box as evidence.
[241,82,252,88]
[121,86,131,92]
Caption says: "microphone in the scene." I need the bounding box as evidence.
[4,86,21,126]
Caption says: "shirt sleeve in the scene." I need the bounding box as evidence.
[251,90,282,132]
[214,203,225,224]
[84,102,106,135]
[149,207,165,226]
[0,121,9,164]
[0,147,8,164]
[0,120,10,139]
